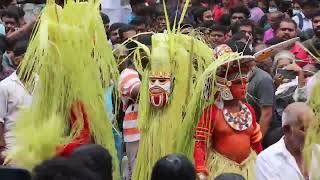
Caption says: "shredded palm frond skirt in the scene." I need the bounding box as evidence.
[207,150,256,180]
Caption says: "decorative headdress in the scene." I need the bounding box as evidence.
[6,1,120,179]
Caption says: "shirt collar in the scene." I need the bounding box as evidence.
[9,71,19,81]
[275,137,305,177]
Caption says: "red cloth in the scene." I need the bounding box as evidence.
[194,103,262,174]
[56,101,91,156]
[291,43,317,67]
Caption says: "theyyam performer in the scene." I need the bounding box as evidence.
[130,1,213,179]
[176,44,263,180]
[4,0,120,179]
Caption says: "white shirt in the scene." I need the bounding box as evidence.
[256,138,307,180]
[0,72,33,149]
[292,13,313,32]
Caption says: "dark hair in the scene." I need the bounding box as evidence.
[302,0,319,8]
[154,4,165,18]
[0,8,19,23]
[311,10,320,20]
[32,157,99,180]
[192,6,211,23]
[71,144,113,180]
[229,5,250,18]
[7,5,25,18]
[130,16,146,26]
[276,18,298,30]
[211,24,228,34]
[232,19,255,34]
[129,0,145,6]
[214,173,246,180]
[219,13,231,26]
[151,154,195,180]
[227,40,253,55]
[118,24,136,41]
[109,23,126,32]
[198,20,216,28]
[0,0,15,8]
[13,40,28,57]
[100,12,110,24]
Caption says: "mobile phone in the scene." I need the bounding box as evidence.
[277,69,297,80]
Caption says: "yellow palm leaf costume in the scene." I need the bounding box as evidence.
[6,1,120,179]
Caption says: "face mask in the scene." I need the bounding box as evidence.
[268,7,278,13]
[148,73,172,108]
[292,9,301,16]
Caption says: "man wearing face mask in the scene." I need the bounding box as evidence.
[303,11,320,58]
[292,0,319,32]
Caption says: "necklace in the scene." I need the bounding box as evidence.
[223,103,253,131]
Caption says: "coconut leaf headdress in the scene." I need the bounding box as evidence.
[129,1,214,179]
[6,0,119,178]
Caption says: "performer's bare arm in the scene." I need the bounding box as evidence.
[259,106,273,137]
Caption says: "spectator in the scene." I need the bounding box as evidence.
[303,11,320,58]
[118,25,137,43]
[233,19,255,48]
[109,23,126,45]
[292,0,303,16]
[32,157,99,180]
[254,26,264,45]
[219,13,231,27]
[256,102,314,180]
[118,46,141,179]
[267,18,298,44]
[71,144,113,180]
[0,7,20,34]
[209,24,228,48]
[100,12,110,35]
[192,6,213,26]
[151,154,195,180]
[246,49,275,148]
[130,16,147,34]
[1,5,37,44]
[292,0,319,32]
[212,0,235,22]
[129,0,146,24]
[0,40,31,164]
[153,5,166,33]
[214,173,245,180]
[263,11,285,43]
[272,51,311,126]
[229,5,250,25]
[247,0,265,24]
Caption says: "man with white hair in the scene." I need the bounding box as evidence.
[256,102,314,180]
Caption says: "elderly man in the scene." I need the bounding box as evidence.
[256,102,314,180]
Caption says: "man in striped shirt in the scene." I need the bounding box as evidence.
[119,66,140,179]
